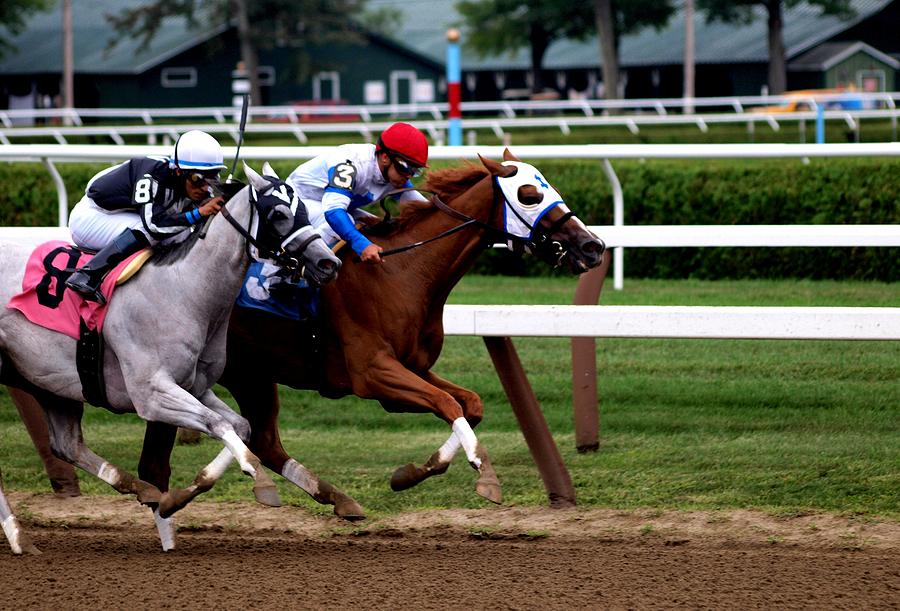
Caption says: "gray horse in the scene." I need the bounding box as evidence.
[0,163,340,554]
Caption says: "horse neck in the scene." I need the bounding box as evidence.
[405,176,500,294]
[180,193,252,311]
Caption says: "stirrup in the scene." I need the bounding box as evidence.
[65,273,107,306]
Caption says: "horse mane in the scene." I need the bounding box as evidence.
[150,224,203,266]
[388,162,488,229]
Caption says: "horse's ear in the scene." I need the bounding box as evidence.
[243,162,270,192]
[261,162,279,179]
[478,153,517,178]
[502,148,521,162]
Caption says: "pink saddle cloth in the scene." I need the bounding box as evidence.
[7,240,146,340]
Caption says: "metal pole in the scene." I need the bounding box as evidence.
[42,157,68,227]
[600,159,624,290]
[683,0,695,115]
[815,102,825,144]
[62,0,74,123]
[446,29,463,146]
[483,336,576,507]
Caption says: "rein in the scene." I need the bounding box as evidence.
[377,180,575,268]
[216,197,312,273]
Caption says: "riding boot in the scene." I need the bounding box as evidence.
[65,229,150,305]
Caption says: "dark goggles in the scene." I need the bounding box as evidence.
[187,170,220,186]
[390,154,423,178]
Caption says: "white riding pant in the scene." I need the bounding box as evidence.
[69,196,152,250]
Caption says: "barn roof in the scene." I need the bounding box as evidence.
[1,0,895,76]
[788,40,900,70]
[0,0,226,75]
[370,0,895,70]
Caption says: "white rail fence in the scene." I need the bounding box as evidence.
[2,109,898,147]
[3,92,898,125]
[443,305,900,341]
[2,142,897,288]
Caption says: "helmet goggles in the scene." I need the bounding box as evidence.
[186,169,221,186]
[388,153,423,178]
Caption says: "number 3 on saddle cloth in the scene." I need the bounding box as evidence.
[6,240,151,406]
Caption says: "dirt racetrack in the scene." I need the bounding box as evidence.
[1,493,898,610]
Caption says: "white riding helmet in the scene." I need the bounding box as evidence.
[173,130,227,171]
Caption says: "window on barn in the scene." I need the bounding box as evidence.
[161,67,197,88]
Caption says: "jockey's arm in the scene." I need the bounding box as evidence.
[324,208,373,255]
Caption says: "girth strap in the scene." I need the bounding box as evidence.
[76,318,109,408]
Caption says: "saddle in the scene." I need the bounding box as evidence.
[7,241,153,407]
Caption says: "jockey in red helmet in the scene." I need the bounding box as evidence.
[283,122,430,265]
[376,121,429,172]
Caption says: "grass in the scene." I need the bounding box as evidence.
[0,276,897,519]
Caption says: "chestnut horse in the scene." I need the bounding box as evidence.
[17,150,605,531]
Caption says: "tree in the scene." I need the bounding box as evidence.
[592,0,676,100]
[106,0,371,106]
[698,0,854,95]
[0,0,53,57]
[456,0,595,95]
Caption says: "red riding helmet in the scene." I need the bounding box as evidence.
[376,122,429,167]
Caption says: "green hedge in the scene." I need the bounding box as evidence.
[1,158,897,280]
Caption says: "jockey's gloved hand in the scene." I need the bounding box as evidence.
[199,196,224,217]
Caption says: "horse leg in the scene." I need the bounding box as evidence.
[8,387,80,496]
[228,377,365,521]
[40,397,161,505]
[130,381,275,513]
[138,421,178,550]
[355,356,501,504]
[139,420,244,550]
[389,371,501,504]
[0,468,40,555]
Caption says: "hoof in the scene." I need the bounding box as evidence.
[334,494,366,522]
[16,534,41,556]
[51,478,81,498]
[390,463,421,492]
[253,483,282,508]
[475,479,503,505]
[157,490,182,519]
[136,482,163,506]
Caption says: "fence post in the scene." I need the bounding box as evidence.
[570,250,611,452]
[483,336,576,507]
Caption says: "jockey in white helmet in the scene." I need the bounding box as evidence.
[65,130,227,304]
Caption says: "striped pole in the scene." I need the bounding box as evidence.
[446,28,462,146]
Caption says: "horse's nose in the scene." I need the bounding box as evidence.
[318,257,341,283]
[580,236,606,267]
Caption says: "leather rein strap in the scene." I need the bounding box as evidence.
[377,180,571,261]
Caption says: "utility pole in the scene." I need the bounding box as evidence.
[62,0,74,121]
[683,0,695,114]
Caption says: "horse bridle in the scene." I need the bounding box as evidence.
[378,177,576,268]
[211,180,321,274]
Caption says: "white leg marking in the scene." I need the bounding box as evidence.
[451,418,481,468]
[153,508,175,552]
[220,430,256,477]
[1,515,23,555]
[282,459,320,495]
[202,448,235,481]
[437,433,462,463]
[97,461,120,486]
